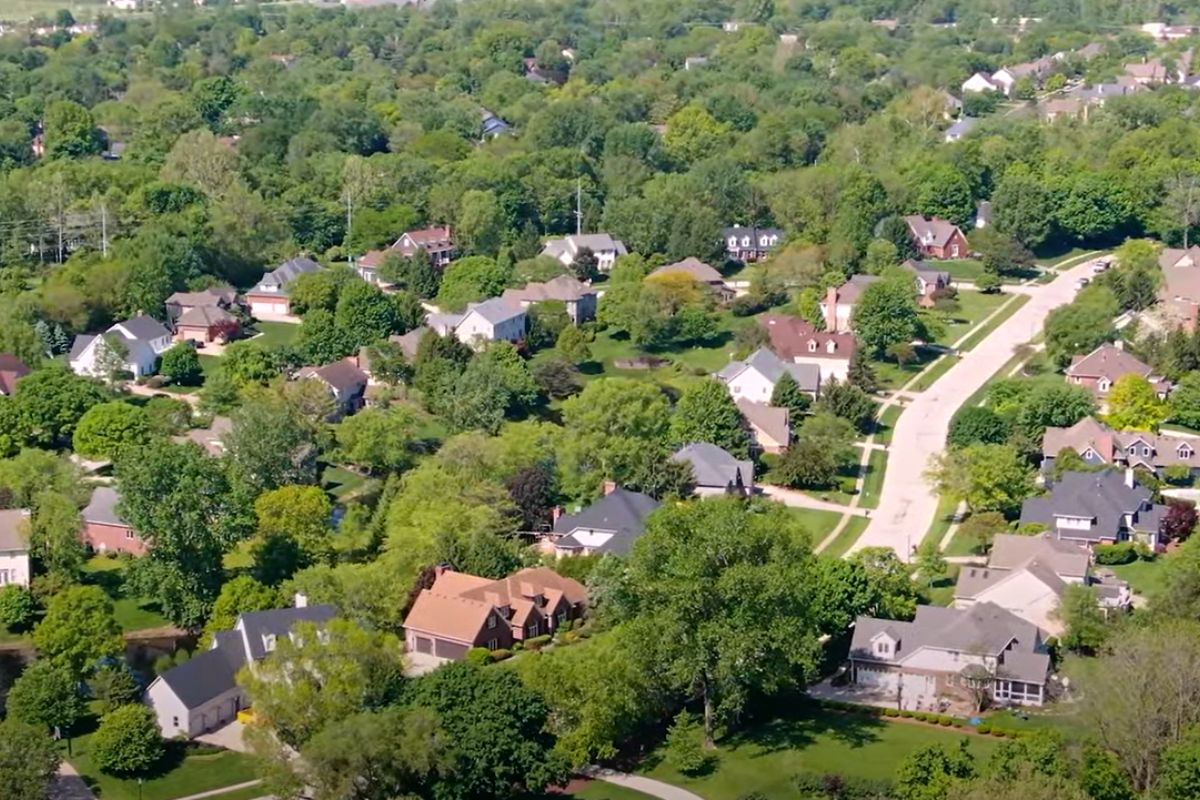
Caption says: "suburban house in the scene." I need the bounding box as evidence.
[174,305,240,344]
[715,348,821,403]
[0,508,30,588]
[427,297,527,349]
[166,286,238,321]
[70,315,174,379]
[390,326,429,361]
[1040,98,1085,122]
[541,233,628,272]
[295,359,369,418]
[943,117,978,143]
[501,275,598,324]
[244,257,323,317]
[403,566,586,660]
[671,442,754,496]
[759,313,856,382]
[175,416,233,457]
[1019,469,1168,548]
[1158,246,1200,329]
[82,486,145,555]
[543,484,661,555]
[902,260,952,305]
[961,72,999,93]
[649,258,735,303]
[722,225,783,262]
[1065,343,1170,400]
[358,226,458,283]
[737,399,791,454]
[1042,416,1200,478]
[1124,58,1170,85]
[848,603,1051,708]
[145,599,337,738]
[953,534,1130,636]
[822,275,882,332]
[905,215,969,260]
[0,353,29,396]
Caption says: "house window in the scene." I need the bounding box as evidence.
[1182,445,1194,459]
[173,716,179,728]
[875,642,890,656]
[1099,378,1111,392]
[826,341,836,353]
[487,615,496,629]
[486,639,498,650]
[0,569,11,585]
[741,237,750,246]
[527,624,538,637]
[263,634,276,652]
[1143,447,1151,457]
[125,530,135,539]
[808,340,818,352]
[727,237,737,247]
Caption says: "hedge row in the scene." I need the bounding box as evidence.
[816,699,1025,738]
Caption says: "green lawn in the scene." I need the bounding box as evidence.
[871,349,938,390]
[875,405,903,447]
[936,290,1009,346]
[785,507,845,544]
[638,707,999,799]
[66,714,257,800]
[250,320,301,349]
[1110,556,1169,600]
[955,295,1030,353]
[571,783,658,800]
[859,449,887,510]
[321,464,377,501]
[82,556,171,632]
[908,354,958,393]
[1033,246,1097,268]
[820,515,870,558]
[944,526,983,557]
[940,259,988,282]
[923,563,962,607]
[923,494,961,549]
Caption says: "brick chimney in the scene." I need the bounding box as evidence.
[601,479,618,496]
[551,505,564,522]
[825,286,839,332]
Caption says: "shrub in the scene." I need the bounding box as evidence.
[900,709,914,718]
[977,723,991,734]
[0,584,36,630]
[1095,541,1138,565]
[490,649,512,662]
[939,717,953,726]
[665,711,716,776]
[523,634,552,651]
[91,704,165,776]
[883,707,899,717]
[511,642,523,651]
[465,647,492,666]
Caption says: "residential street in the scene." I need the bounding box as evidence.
[848,257,1103,560]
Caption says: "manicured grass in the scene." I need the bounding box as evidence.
[321,464,376,500]
[874,404,903,446]
[940,259,988,282]
[638,707,999,799]
[821,515,870,558]
[923,494,961,548]
[190,785,266,800]
[571,782,659,800]
[908,353,958,392]
[936,290,1009,346]
[82,556,171,632]
[955,294,1030,352]
[66,714,257,800]
[923,563,961,607]
[251,320,301,348]
[1110,555,1169,600]
[784,507,845,543]
[1033,245,1097,268]
[859,449,887,510]
[944,527,982,557]
[872,349,937,390]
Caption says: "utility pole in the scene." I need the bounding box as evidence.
[575,178,583,236]
[345,191,354,267]
[100,199,108,258]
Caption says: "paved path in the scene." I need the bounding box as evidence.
[168,780,263,800]
[583,767,705,800]
[50,763,96,800]
[848,257,1103,560]
[758,485,870,517]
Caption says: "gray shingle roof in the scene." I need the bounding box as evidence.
[237,604,337,661]
[671,443,754,490]
[553,488,661,555]
[0,508,28,551]
[945,117,979,138]
[69,334,96,361]
[116,315,171,342]
[156,630,246,710]
[1019,469,1166,542]
[82,486,127,527]
[253,257,323,293]
[465,297,526,325]
[716,348,821,393]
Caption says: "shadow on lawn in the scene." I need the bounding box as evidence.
[726,705,886,756]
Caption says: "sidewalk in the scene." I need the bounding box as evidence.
[581,767,704,800]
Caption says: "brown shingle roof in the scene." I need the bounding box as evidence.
[905,215,964,248]
[1066,343,1154,382]
[759,314,857,361]
[649,257,725,284]
[0,353,30,396]
[501,275,595,304]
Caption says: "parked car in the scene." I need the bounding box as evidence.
[1075,277,1090,288]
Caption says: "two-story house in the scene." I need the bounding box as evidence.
[671,443,754,497]
[715,348,821,403]
[1042,416,1200,479]
[82,486,145,555]
[426,297,527,350]
[145,598,337,738]
[0,508,30,588]
[541,233,628,272]
[501,275,598,324]
[403,566,587,660]
[1019,469,1168,548]
[905,215,969,260]
[357,226,458,284]
[1065,343,1171,400]
[759,314,856,382]
[244,257,323,317]
[848,602,1051,709]
[69,315,174,379]
[722,225,783,262]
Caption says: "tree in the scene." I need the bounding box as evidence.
[925,443,1037,516]
[407,662,569,800]
[5,660,83,734]
[915,539,947,587]
[1080,619,1200,791]
[1106,374,1168,431]
[555,325,592,364]
[663,711,713,776]
[117,441,253,629]
[948,771,1089,800]
[251,485,334,583]
[90,705,164,776]
[816,377,876,434]
[437,256,511,311]
[297,309,355,365]
[159,344,203,386]
[794,288,827,331]
[893,741,977,800]
[1171,371,1200,428]
[663,104,731,165]
[559,378,670,497]
[852,275,921,357]
[992,171,1052,248]
[532,356,582,399]
[506,464,556,531]
[1014,383,1097,442]
[1162,500,1199,543]
[877,215,920,261]
[457,189,505,255]
[971,228,1034,275]
[957,512,1007,554]
[669,378,751,458]
[1044,290,1119,368]
[526,303,570,351]
[13,363,107,447]
[0,584,35,629]
[241,619,405,749]
[948,406,1010,448]
[620,498,823,745]
[72,402,152,460]
[1158,731,1200,800]
[27,490,86,577]
[770,372,811,421]
[32,585,122,677]
[777,412,857,489]
[44,99,99,158]
[1153,536,1200,620]
[335,280,411,347]
[1056,584,1108,655]
[334,407,417,475]
[1163,176,1200,249]
[204,576,280,642]
[846,347,878,393]
[225,393,319,493]
[0,720,60,800]
[89,665,139,714]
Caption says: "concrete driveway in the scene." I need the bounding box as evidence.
[849,257,1104,560]
[404,651,449,677]
[197,720,250,753]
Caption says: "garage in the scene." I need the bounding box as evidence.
[414,636,432,654]
[250,300,289,316]
[854,665,899,693]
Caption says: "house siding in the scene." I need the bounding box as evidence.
[145,678,245,739]
[0,550,30,587]
[83,520,146,555]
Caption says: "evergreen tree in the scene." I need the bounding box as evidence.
[770,372,811,421]
[847,347,879,394]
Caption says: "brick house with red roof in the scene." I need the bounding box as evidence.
[758,314,857,382]
[905,215,969,260]
[1065,343,1171,400]
[357,226,457,284]
[403,566,587,660]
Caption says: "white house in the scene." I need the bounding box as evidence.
[541,233,628,272]
[0,509,30,588]
[961,72,998,93]
[715,348,820,403]
[244,257,323,317]
[145,600,336,738]
[427,297,527,350]
[990,67,1018,95]
[69,315,173,379]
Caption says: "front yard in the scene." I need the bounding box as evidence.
[82,555,172,632]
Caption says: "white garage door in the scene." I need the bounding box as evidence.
[252,301,288,315]
[855,666,899,692]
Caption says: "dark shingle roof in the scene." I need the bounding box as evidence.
[1019,469,1165,541]
[82,487,127,527]
[238,604,337,661]
[156,632,246,710]
[116,315,171,342]
[552,488,661,555]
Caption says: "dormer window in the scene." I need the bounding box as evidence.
[1098,378,1111,392]
[728,236,737,247]
[487,615,496,629]
[741,237,750,246]
[263,634,276,652]
[768,235,778,245]
[826,341,837,353]
[1181,444,1194,459]
[1143,446,1151,457]
[808,340,818,352]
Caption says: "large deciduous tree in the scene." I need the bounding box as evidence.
[925,443,1037,517]
[1105,374,1169,431]
[0,720,60,800]
[669,378,750,458]
[32,585,123,678]
[852,274,921,357]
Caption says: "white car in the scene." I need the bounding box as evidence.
[1092,262,1108,274]
[1075,277,1090,289]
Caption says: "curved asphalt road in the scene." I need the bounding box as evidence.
[848,257,1105,561]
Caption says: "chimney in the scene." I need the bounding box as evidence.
[602,479,618,496]
[551,505,564,522]
[1125,467,1135,489]
[1114,340,1125,350]
[434,563,449,578]
[825,286,839,332]
[293,592,308,609]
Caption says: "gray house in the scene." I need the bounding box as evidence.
[1019,469,1167,548]
[144,600,336,738]
[544,485,661,556]
[671,442,754,496]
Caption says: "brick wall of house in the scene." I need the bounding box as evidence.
[83,521,146,555]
